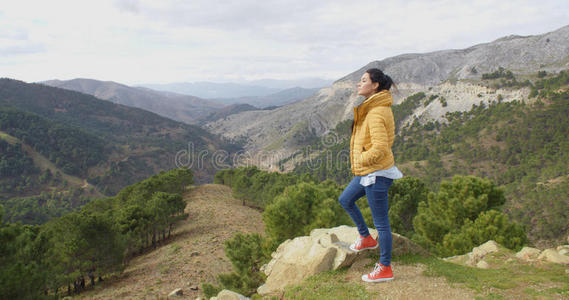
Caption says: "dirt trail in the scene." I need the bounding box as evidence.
[79,184,264,299]
[344,257,476,300]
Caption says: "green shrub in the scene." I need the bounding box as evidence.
[412,175,525,256]
[262,181,349,245]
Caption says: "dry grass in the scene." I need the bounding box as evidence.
[77,184,264,299]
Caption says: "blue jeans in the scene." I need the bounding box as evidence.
[338,176,393,266]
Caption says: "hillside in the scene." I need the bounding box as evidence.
[72,184,475,300]
[203,24,569,169]
[290,70,569,247]
[72,183,569,300]
[41,78,223,125]
[0,79,241,224]
[76,184,264,300]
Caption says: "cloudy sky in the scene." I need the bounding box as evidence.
[1,0,568,85]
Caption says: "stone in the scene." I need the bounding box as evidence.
[471,240,500,260]
[559,249,568,256]
[476,260,489,269]
[515,247,542,261]
[257,225,428,295]
[538,249,569,264]
[214,289,249,300]
[189,285,199,291]
[168,288,183,297]
[191,251,200,257]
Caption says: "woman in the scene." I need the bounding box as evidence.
[338,68,403,282]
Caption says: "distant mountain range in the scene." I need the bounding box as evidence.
[41,78,223,125]
[41,79,324,123]
[139,78,332,99]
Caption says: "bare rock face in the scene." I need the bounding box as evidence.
[257,225,427,296]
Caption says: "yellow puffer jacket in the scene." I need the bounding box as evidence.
[350,90,395,176]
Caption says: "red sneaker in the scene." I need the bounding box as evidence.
[362,263,393,282]
[349,235,378,252]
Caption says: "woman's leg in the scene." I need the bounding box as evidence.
[338,176,369,237]
[365,176,393,266]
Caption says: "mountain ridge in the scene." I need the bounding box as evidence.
[203,24,569,169]
[41,78,223,125]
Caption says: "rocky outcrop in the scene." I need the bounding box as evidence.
[538,249,569,265]
[444,240,503,268]
[446,241,569,267]
[515,247,542,261]
[257,225,428,296]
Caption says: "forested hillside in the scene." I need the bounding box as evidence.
[0,168,193,299]
[0,79,240,225]
[289,70,569,247]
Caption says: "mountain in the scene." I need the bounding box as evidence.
[0,78,240,203]
[203,24,569,170]
[138,78,332,99]
[41,78,224,125]
[215,87,320,108]
[338,25,569,86]
[200,103,260,124]
[139,81,282,99]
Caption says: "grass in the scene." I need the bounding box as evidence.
[394,253,569,299]
[285,252,569,299]
[284,268,371,300]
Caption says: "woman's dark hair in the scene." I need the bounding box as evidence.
[366,68,393,92]
[350,68,395,133]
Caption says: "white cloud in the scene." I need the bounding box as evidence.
[0,0,568,84]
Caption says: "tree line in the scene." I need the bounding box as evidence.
[0,168,193,299]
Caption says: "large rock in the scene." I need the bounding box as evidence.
[515,247,542,261]
[445,240,506,267]
[257,225,427,296]
[210,289,249,300]
[538,249,569,264]
[471,240,500,260]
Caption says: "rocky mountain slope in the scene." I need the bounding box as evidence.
[203,25,569,169]
[41,78,223,125]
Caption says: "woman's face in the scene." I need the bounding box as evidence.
[357,72,379,98]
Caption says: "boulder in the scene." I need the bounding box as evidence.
[445,240,507,267]
[210,289,249,300]
[538,249,569,264]
[471,240,500,260]
[257,225,427,295]
[515,247,542,261]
